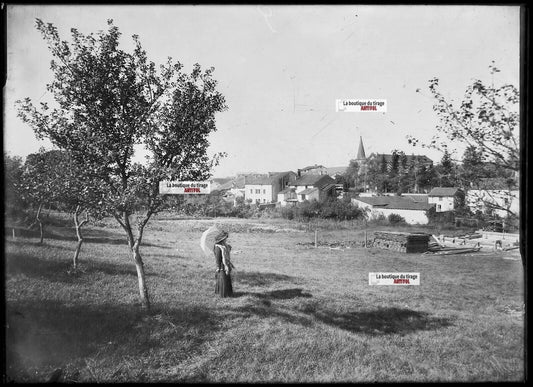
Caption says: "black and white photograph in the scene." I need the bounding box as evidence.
[3,4,526,383]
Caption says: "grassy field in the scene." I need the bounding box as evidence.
[4,216,525,382]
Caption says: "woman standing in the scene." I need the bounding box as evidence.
[213,230,234,297]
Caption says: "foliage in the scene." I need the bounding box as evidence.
[387,213,406,225]
[280,205,295,220]
[435,148,457,187]
[277,198,366,222]
[341,159,360,189]
[416,165,439,193]
[365,156,390,193]
[459,145,485,187]
[410,62,519,172]
[3,153,26,220]
[363,150,443,194]
[426,206,456,227]
[408,63,519,220]
[20,148,64,210]
[15,19,227,309]
[18,148,70,242]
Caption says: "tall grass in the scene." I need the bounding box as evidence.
[4,216,524,382]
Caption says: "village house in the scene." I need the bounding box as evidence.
[325,166,348,178]
[428,187,464,212]
[466,178,519,218]
[352,195,434,225]
[210,177,234,192]
[277,187,298,207]
[213,176,246,206]
[298,164,328,176]
[288,174,336,203]
[244,171,297,205]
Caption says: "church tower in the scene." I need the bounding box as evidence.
[356,136,366,161]
[355,136,368,191]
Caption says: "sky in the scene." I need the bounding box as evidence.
[3,5,520,178]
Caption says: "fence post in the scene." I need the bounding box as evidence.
[314,229,318,248]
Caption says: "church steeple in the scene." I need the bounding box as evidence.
[356,136,366,160]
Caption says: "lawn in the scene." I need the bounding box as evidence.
[4,216,525,382]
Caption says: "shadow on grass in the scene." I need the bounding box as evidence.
[5,300,220,383]
[8,227,172,249]
[234,288,312,300]
[235,271,300,287]
[307,306,454,335]
[5,251,158,283]
[230,294,453,336]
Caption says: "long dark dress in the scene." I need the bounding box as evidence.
[214,244,233,297]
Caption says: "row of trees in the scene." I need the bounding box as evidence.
[11,19,227,309]
[340,145,516,196]
[4,149,106,268]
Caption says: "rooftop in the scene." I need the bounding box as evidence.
[326,166,348,176]
[292,174,335,187]
[300,164,326,171]
[245,171,295,186]
[428,187,462,197]
[299,187,319,195]
[472,177,519,190]
[354,195,433,211]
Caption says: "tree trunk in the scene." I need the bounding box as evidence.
[36,203,44,244]
[117,211,151,310]
[72,207,88,270]
[73,239,83,269]
[132,242,150,310]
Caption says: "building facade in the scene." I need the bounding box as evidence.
[428,187,463,212]
[244,171,297,204]
[352,195,434,225]
[289,174,336,202]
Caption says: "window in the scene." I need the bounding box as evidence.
[255,189,260,194]
[250,189,252,194]
[263,189,266,194]
[439,197,443,201]
[263,199,266,203]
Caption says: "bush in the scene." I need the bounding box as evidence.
[388,213,406,225]
[280,206,295,220]
[426,206,455,227]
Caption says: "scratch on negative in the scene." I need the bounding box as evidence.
[257,6,277,33]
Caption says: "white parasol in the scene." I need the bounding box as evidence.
[200,225,222,258]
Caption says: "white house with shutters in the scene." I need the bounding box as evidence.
[244,172,297,204]
[428,187,464,212]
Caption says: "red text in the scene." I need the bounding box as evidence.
[393,279,410,284]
